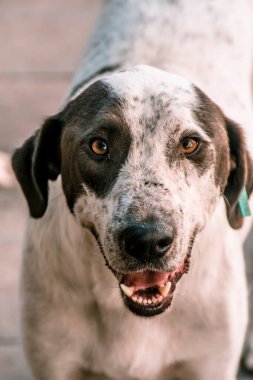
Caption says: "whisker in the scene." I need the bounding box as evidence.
[221,192,231,209]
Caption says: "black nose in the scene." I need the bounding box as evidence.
[123,222,174,262]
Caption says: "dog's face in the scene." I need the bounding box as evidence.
[12,65,253,317]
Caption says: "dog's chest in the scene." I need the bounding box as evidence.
[84,288,226,380]
[86,312,174,380]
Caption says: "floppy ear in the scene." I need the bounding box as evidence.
[12,116,63,218]
[224,117,253,229]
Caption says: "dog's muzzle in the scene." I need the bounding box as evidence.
[114,220,189,317]
[96,218,195,317]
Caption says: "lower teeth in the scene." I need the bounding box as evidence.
[132,295,163,305]
[121,282,172,306]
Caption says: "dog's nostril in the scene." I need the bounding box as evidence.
[156,237,173,252]
[123,222,174,262]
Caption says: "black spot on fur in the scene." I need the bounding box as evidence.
[139,117,144,126]
[143,95,171,133]
[68,64,121,98]
[144,181,168,191]
[192,86,229,183]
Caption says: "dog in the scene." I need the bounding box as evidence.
[12,0,253,379]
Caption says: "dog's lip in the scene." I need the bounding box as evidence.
[119,255,191,316]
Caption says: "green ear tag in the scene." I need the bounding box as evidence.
[238,186,251,217]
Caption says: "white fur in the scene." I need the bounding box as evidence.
[22,184,249,379]
[20,1,253,379]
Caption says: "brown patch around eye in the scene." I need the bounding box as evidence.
[90,138,109,156]
[179,137,199,155]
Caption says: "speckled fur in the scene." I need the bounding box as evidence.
[15,1,253,379]
[73,68,220,278]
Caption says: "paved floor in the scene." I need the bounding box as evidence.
[0,1,252,379]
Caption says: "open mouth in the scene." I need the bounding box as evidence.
[92,225,196,317]
[120,255,190,317]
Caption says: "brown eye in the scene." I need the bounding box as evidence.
[90,138,109,156]
[179,137,199,155]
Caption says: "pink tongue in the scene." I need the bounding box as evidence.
[123,270,168,290]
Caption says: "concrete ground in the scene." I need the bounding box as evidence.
[0,1,252,379]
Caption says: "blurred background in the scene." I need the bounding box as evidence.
[0,1,252,379]
[0,1,101,378]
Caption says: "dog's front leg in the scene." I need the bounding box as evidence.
[24,334,113,380]
[22,303,98,380]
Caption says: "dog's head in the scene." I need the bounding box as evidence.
[12,65,253,316]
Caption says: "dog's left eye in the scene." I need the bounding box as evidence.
[90,138,110,156]
[179,137,199,155]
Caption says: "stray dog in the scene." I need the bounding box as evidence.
[12,1,253,379]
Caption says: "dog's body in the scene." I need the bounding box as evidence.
[12,1,253,379]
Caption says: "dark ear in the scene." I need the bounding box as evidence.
[12,116,63,218]
[224,117,253,229]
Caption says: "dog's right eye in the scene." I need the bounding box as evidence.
[179,137,199,155]
[89,138,110,156]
